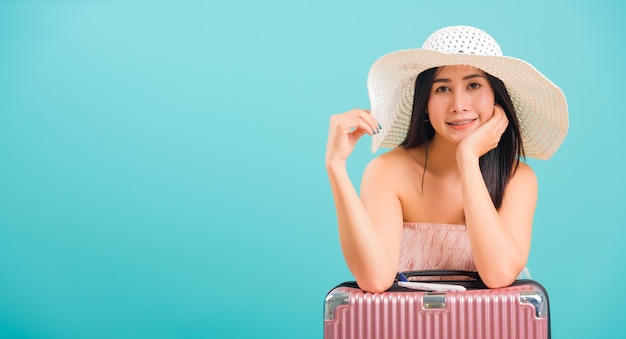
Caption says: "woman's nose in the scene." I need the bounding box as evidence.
[451,91,470,112]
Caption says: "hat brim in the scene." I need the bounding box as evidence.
[367,49,568,160]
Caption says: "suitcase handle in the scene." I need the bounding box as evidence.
[398,270,481,281]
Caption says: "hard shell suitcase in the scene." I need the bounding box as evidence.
[323,270,550,339]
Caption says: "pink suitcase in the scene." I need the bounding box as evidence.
[323,270,550,339]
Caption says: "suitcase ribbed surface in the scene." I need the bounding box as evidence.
[324,285,549,339]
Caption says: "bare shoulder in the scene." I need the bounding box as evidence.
[511,161,537,185]
[360,148,416,197]
[363,148,413,180]
[506,161,538,197]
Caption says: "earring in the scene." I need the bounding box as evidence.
[424,112,429,122]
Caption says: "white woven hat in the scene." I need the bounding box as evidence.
[368,25,568,160]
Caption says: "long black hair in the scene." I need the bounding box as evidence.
[399,67,525,209]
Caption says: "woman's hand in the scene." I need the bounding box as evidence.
[457,104,509,161]
[325,109,380,167]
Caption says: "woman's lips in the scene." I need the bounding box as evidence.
[447,118,478,129]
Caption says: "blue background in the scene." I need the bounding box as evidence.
[0,0,624,338]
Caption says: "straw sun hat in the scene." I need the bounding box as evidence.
[368,25,568,160]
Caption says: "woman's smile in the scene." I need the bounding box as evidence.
[447,117,478,129]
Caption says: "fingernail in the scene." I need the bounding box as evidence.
[378,123,383,129]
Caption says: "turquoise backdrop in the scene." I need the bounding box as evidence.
[1,0,624,338]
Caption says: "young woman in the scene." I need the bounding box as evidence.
[325,26,568,293]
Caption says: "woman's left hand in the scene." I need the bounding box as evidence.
[457,104,509,161]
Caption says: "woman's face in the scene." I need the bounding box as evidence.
[427,65,495,144]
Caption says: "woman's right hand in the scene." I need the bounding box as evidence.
[325,109,380,167]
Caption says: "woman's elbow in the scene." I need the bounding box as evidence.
[480,266,523,289]
[482,275,516,289]
[356,275,395,293]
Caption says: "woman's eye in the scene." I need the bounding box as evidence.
[468,83,481,89]
[435,86,449,93]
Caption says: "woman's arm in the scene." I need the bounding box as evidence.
[326,110,403,293]
[457,106,538,288]
[458,156,537,288]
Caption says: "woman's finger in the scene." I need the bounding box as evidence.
[326,109,380,163]
[489,104,507,136]
[335,109,380,136]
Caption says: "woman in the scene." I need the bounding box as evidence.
[325,26,568,293]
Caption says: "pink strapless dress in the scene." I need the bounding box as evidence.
[398,222,530,279]
[398,222,475,272]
